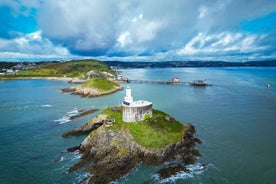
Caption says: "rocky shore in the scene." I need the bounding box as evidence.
[60,85,123,98]
[60,78,123,98]
[63,107,201,184]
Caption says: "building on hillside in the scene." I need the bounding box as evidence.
[122,86,152,122]
[171,77,180,82]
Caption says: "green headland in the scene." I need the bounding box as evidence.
[1,59,115,79]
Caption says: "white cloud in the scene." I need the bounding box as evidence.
[135,20,164,43]
[177,32,267,56]
[2,0,276,61]
[0,31,72,61]
[131,13,143,23]
[117,32,132,48]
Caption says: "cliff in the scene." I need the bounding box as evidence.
[64,107,201,183]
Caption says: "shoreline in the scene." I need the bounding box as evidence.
[0,76,73,82]
[0,77,89,84]
[60,85,123,98]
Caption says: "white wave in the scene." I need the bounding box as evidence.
[67,108,79,115]
[55,108,80,124]
[152,162,209,183]
[71,151,81,161]
[54,116,71,124]
[74,172,93,184]
[54,165,66,171]
[41,104,52,107]
[60,156,64,162]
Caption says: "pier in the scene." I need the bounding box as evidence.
[128,79,191,85]
[117,78,213,86]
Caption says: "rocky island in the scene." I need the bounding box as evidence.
[60,77,123,98]
[63,87,201,183]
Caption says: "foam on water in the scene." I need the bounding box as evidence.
[67,108,79,115]
[55,150,92,184]
[152,162,211,183]
[73,172,93,184]
[54,150,82,175]
[54,108,80,124]
[54,116,71,124]
[41,104,52,107]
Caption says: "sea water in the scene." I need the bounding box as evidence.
[0,67,275,184]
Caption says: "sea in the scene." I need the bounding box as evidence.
[0,67,275,184]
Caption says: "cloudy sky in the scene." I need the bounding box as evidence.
[1,0,276,62]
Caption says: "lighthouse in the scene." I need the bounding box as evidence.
[122,86,152,122]
[123,86,133,104]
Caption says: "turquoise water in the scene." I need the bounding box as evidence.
[0,67,276,184]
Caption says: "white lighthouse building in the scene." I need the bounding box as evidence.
[122,86,152,122]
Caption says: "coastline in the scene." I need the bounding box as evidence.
[0,77,90,84]
[0,76,73,82]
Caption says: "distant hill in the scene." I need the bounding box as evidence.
[1,60,276,77]
[1,60,115,79]
[104,60,276,68]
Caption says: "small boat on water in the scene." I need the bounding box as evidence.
[190,80,212,86]
[266,83,271,88]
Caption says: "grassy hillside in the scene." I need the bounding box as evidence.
[101,107,186,150]
[5,60,115,78]
[81,78,121,92]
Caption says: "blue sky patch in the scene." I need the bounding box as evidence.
[0,5,37,38]
[240,12,276,34]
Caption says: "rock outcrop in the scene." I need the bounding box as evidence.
[64,111,201,184]
[60,85,122,98]
[62,114,106,137]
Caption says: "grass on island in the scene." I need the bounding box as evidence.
[3,60,115,78]
[82,78,121,92]
[101,107,186,151]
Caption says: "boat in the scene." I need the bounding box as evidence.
[190,80,210,86]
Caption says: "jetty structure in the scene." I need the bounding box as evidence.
[116,77,213,86]
[122,86,152,122]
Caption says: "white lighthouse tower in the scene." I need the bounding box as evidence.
[122,86,152,122]
[123,86,133,104]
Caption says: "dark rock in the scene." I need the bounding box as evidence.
[67,145,80,152]
[157,164,189,179]
[67,157,91,173]
[60,88,75,93]
[69,109,98,120]
[62,114,106,138]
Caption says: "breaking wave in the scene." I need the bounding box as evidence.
[54,116,71,124]
[73,172,93,184]
[41,104,52,107]
[152,162,212,183]
[54,150,91,184]
[54,108,79,124]
[67,109,79,115]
